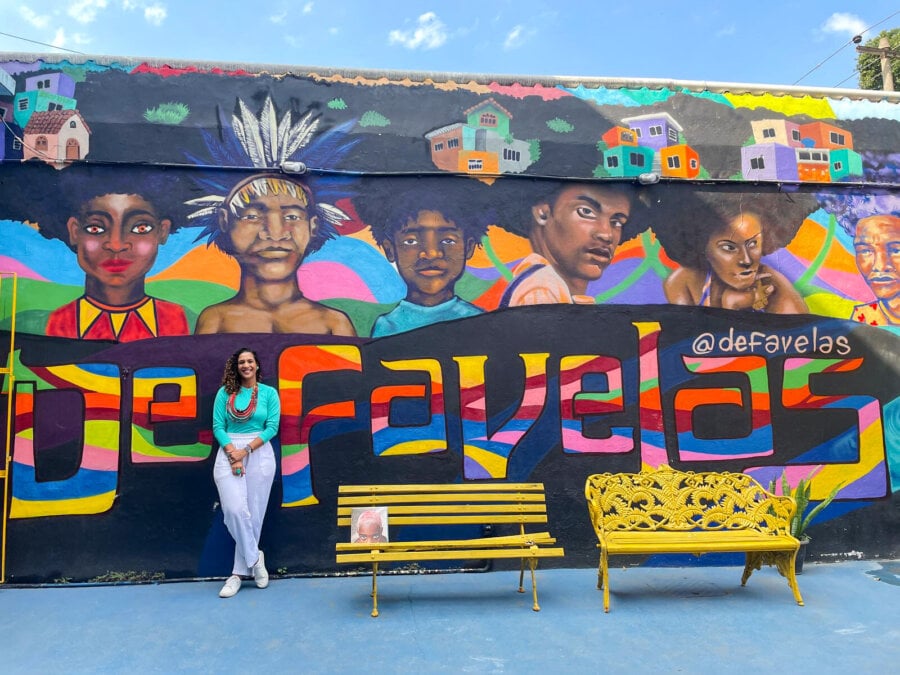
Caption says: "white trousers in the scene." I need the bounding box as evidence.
[213,432,276,576]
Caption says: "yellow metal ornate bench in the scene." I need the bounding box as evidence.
[585,467,804,612]
[335,483,565,617]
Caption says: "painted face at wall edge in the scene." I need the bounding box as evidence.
[66,193,171,304]
[382,210,476,307]
[704,212,764,292]
[220,181,318,283]
[530,185,630,296]
[854,214,900,302]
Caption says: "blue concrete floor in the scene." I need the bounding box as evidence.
[2,559,898,674]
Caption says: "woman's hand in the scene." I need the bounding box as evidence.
[721,273,774,311]
[231,460,245,477]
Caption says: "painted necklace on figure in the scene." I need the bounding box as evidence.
[227,384,258,421]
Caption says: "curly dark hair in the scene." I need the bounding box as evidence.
[221,347,263,395]
[0,160,194,249]
[354,176,494,245]
[490,177,652,242]
[652,186,819,269]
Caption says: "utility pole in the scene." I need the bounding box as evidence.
[856,37,899,91]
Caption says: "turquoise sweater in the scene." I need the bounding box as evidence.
[213,382,281,448]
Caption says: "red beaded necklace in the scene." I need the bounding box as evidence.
[226,384,258,422]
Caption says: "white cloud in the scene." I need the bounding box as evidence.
[822,12,867,38]
[303,2,313,14]
[270,10,287,24]
[328,26,339,35]
[503,24,535,50]
[388,12,447,50]
[19,7,52,29]
[122,0,138,9]
[68,0,109,24]
[71,32,93,46]
[144,3,167,26]
[51,28,68,48]
[716,23,736,38]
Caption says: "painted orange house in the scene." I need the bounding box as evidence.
[799,122,853,150]
[23,109,91,166]
[660,144,700,179]
[457,150,498,175]
[601,126,638,148]
[425,123,464,171]
[796,148,831,182]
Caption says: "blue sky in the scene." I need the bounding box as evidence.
[0,1,898,89]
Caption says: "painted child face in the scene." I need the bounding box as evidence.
[220,178,318,283]
[705,212,764,291]
[66,193,171,298]
[530,185,630,295]
[382,210,476,307]
[854,214,900,302]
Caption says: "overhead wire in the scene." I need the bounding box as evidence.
[0,30,86,55]
[793,9,900,87]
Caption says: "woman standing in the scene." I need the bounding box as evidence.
[213,347,281,598]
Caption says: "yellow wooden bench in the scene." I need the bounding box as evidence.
[585,466,804,612]
[336,483,565,617]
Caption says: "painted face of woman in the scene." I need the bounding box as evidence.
[705,212,764,292]
[66,193,171,304]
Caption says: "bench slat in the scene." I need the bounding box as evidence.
[338,493,547,505]
[338,514,549,526]
[604,531,799,555]
[336,532,556,552]
[337,504,548,517]
[337,546,565,564]
[339,483,545,494]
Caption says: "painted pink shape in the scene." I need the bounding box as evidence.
[561,428,633,454]
[281,451,311,476]
[487,82,573,101]
[299,262,376,302]
[0,256,49,281]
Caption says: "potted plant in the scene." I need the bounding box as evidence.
[768,467,844,573]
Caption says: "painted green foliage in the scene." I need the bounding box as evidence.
[360,110,390,127]
[546,117,574,133]
[144,102,190,125]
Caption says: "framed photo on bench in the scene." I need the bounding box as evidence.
[351,507,389,544]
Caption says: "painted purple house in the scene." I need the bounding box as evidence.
[621,112,682,151]
[24,71,76,98]
[0,101,23,161]
[740,144,799,181]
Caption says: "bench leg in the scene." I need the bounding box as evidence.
[371,562,380,618]
[601,548,610,613]
[529,557,540,612]
[780,551,805,607]
[518,557,526,593]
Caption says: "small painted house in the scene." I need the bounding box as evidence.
[750,119,803,147]
[425,123,464,172]
[0,102,23,161]
[24,71,76,98]
[829,148,863,181]
[740,144,800,181]
[660,144,700,179]
[464,98,513,138]
[799,122,853,150]
[602,145,655,178]
[13,90,77,129]
[601,126,638,148]
[23,109,91,165]
[621,112,683,151]
[795,147,830,182]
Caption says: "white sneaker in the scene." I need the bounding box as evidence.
[219,575,242,598]
[252,551,269,589]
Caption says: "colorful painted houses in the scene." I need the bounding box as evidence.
[425,98,534,175]
[0,66,90,166]
[741,119,862,182]
[22,109,91,164]
[600,112,701,179]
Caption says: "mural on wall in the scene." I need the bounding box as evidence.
[0,55,899,582]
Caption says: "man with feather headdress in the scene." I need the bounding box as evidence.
[189,96,358,335]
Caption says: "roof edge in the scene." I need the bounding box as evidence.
[2,51,899,103]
